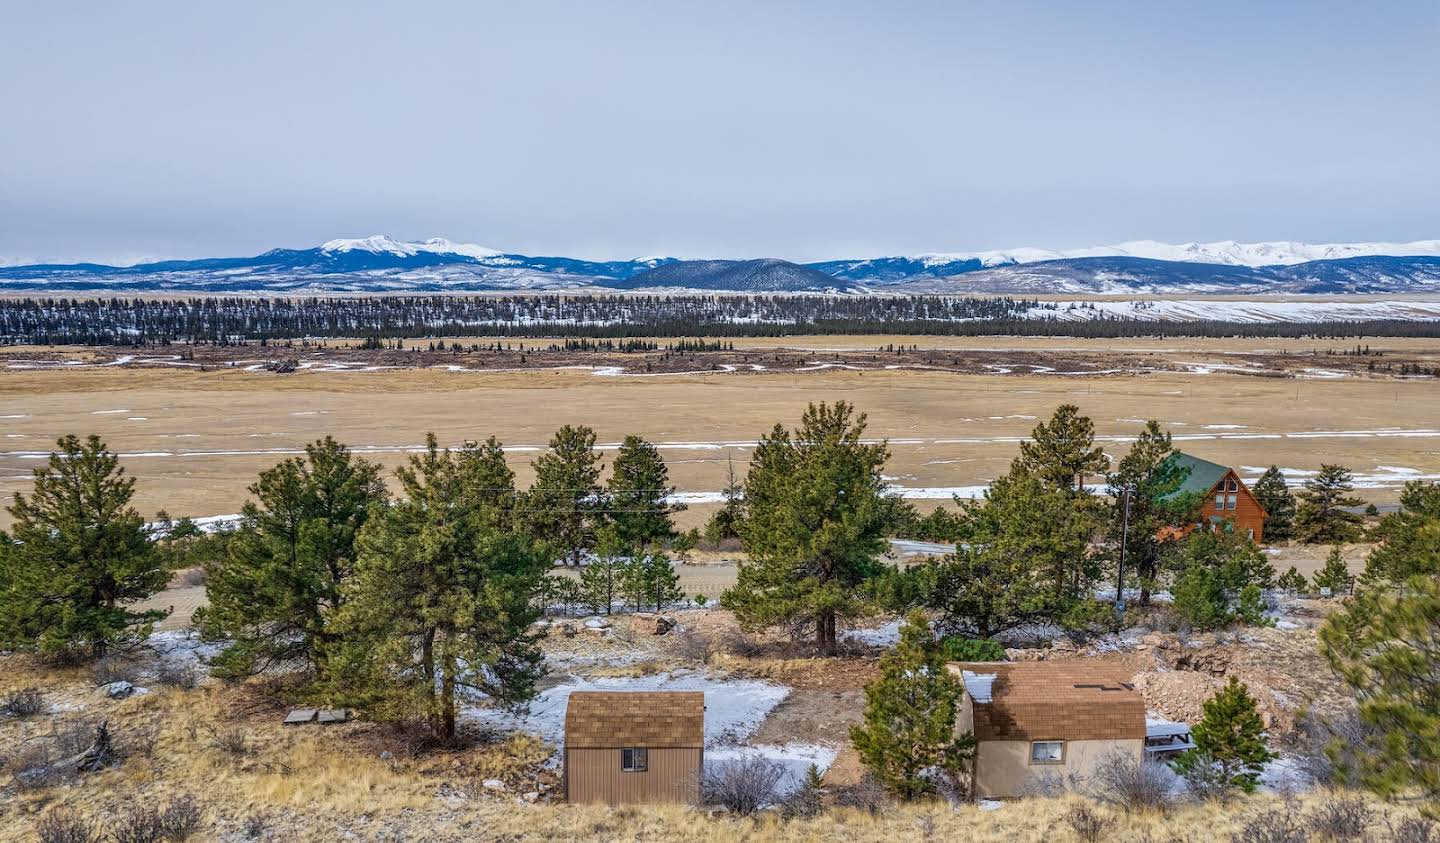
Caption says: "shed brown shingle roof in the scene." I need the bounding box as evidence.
[949,662,1145,742]
[565,691,705,748]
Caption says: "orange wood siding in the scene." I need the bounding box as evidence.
[1161,470,1267,544]
[565,747,702,804]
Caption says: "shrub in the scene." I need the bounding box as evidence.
[90,657,140,687]
[718,629,762,658]
[779,764,826,819]
[159,794,203,840]
[1289,708,1373,787]
[1274,567,1307,593]
[35,809,99,843]
[1305,796,1371,840]
[1389,817,1438,843]
[831,774,890,815]
[1087,749,1175,812]
[1312,547,1353,595]
[936,636,1005,662]
[156,662,200,691]
[1230,807,1308,843]
[207,726,249,757]
[699,755,785,815]
[11,744,63,791]
[1063,803,1114,843]
[670,630,713,664]
[3,687,46,718]
[694,593,708,608]
[1235,584,1273,628]
[1172,567,1231,630]
[107,806,163,843]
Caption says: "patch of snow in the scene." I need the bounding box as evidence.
[707,743,839,798]
[841,619,902,647]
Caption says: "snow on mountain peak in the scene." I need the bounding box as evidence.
[320,235,501,260]
[910,239,1440,268]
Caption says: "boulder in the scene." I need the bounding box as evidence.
[483,779,507,792]
[549,622,577,638]
[631,613,677,635]
[99,681,146,700]
[583,616,610,629]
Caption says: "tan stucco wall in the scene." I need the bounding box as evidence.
[973,738,1143,799]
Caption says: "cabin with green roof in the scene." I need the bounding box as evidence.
[1158,452,1267,543]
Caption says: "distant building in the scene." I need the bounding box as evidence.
[950,662,1146,799]
[564,691,704,805]
[1160,452,1267,543]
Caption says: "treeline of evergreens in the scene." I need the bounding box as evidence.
[3,295,1437,344]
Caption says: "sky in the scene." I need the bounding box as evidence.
[3,1,1438,264]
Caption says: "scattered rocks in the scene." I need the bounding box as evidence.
[482,778,507,792]
[98,681,146,699]
[548,622,577,638]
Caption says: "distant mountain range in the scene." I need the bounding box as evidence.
[3,235,1440,295]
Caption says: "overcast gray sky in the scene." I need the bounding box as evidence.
[3,1,1438,264]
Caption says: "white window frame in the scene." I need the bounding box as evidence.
[621,747,648,772]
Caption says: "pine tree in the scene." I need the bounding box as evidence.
[327,434,549,741]
[621,552,683,613]
[526,425,605,564]
[1320,575,1440,811]
[0,435,167,660]
[1164,527,1275,591]
[1275,566,1308,593]
[850,611,975,799]
[723,402,890,655]
[1361,480,1440,586]
[909,467,1099,638]
[196,437,386,679]
[704,456,744,544]
[1172,566,1232,631]
[1171,677,1274,794]
[1293,464,1365,544]
[1252,466,1296,542]
[579,528,627,615]
[607,434,682,549]
[1014,404,1109,492]
[1107,421,1197,605]
[1312,546,1354,595]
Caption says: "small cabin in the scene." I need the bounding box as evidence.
[950,662,1146,799]
[1160,452,1267,543]
[564,691,704,805]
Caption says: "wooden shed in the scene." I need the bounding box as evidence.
[564,691,705,805]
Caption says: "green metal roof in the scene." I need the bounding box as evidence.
[1160,452,1231,500]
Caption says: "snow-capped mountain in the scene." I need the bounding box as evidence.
[1,235,1439,294]
[861,239,1440,271]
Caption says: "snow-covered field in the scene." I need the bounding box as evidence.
[1031,299,1440,323]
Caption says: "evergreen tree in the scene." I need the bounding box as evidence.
[578,528,627,615]
[196,437,386,679]
[1362,480,1440,586]
[1107,421,1198,605]
[607,435,683,548]
[1252,466,1296,542]
[1014,404,1109,492]
[0,435,167,660]
[328,435,548,741]
[704,456,744,544]
[1275,566,1308,593]
[1320,575,1440,811]
[1235,584,1272,627]
[1312,546,1354,595]
[1171,677,1274,794]
[620,552,683,613]
[1164,527,1275,591]
[1172,566,1232,631]
[907,467,1098,638]
[525,425,605,564]
[723,402,890,655]
[850,611,975,799]
[1293,464,1365,544]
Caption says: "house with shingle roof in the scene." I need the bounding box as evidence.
[564,691,705,804]
[949,662,1146,798]
[1159,452,1267,543]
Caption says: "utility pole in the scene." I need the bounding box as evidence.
[1116,483,1134,626]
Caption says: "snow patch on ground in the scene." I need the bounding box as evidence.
[707,744,840,795]
[840,619,902,647]
[463,670,789,750]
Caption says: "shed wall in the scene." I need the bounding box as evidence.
[565,747,702,805]
[974,738,1143,799]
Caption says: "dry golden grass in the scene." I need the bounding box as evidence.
[4,343,1438,528]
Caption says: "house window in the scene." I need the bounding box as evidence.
[1227,478,1238,492]
[1030,741,1065,764]
[1215,494,1225,510]
[1247,528,1255,540]
[621,748,648,772]
[1227,494,1237,510]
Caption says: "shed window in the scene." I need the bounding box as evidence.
[621,747,648,772]
[1030,741,1065,764]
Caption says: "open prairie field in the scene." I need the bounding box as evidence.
[2,335,1438,528]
